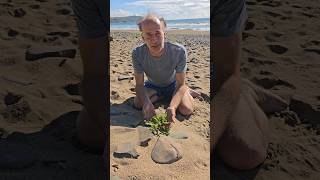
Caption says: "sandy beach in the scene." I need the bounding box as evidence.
[0,0,319,179]
[110,30,210,179]
[214,0,320,179]
[0,0,105,179]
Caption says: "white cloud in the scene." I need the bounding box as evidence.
[111,9,130,17]
[125,0,209,20]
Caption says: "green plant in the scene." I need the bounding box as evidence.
[145,113,170,136]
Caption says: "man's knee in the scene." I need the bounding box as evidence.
[178,104,193,116]
[133,96,142,109]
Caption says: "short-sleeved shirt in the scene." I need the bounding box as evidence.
[132,42,187,87]
[212,0,248,37]
[71,0,107,38]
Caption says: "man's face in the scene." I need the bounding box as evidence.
[141,20,165,55]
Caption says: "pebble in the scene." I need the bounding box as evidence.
[151,136,182,164]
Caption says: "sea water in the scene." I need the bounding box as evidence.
[110,18,209,31]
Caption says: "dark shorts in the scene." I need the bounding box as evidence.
[212,0,248,37]
[144,81,177,102]
[71,0,107,38]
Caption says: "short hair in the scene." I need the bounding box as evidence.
[137,13,167,31]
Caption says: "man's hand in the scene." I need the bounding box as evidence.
[166,107,177,124]
[143,101,156,120]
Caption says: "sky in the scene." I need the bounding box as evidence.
[110,0,210,20]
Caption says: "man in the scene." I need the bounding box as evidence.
[71,0,107,151]
[211,0,286,170]
[132,14,198,123]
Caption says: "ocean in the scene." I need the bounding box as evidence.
[110,18,210,31]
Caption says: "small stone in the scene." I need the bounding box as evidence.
[118,75,134,81]
[169,132,188,139]
[111,91,120,100]
[13,8,26,17]
[151,136,182,164]
[114,142,139,159]
[137,126,153,147]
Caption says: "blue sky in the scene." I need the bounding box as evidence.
[110,0,210,20]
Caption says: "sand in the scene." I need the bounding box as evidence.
[0,0,319,179]
[0,0,105,179]
[109,30,210,179]
[214,0,320,179]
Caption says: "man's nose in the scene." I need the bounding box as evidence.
[150,34,158,42]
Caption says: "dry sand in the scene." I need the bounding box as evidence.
[0,0,319,179]
[214,0,320,180]
[0,0,104,179]
[109,30,210,180]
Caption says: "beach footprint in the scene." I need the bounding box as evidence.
[268,44,288,54]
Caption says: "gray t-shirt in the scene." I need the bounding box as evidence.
[132,42,187,87]
[71,0,107,38]
[212,0,247,37]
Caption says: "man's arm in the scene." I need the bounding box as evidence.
[211,32,242,149]
[134,72,155,119]
[134,73,149,106]
[169,72,188,109]
[79,36,107,131]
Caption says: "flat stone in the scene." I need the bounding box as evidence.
[151,136,182,164]
[25,46,76,61]
[137,126,153,147]
[169,132,188,139]
[113,142,139,159]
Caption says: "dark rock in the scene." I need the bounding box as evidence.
[13,8,26,17]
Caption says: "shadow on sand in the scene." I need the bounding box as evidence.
[0,111,105,180]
